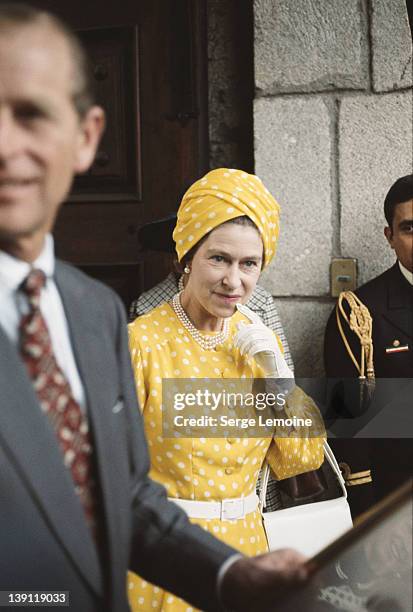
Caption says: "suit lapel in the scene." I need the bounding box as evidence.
[384,264,413,340]
[0,328,102,596]
[55,263,122,594]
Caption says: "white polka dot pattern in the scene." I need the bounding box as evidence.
[172,168,280,268]
[127,303,324,611]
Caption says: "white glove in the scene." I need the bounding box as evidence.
[234,303,294,380]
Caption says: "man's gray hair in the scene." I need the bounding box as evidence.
[0,3,95,117]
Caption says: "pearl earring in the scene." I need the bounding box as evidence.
[184,265,190,274]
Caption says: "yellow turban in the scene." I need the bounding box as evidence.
[173,168,280,268]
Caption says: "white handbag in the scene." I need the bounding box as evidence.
[259,441,353,557]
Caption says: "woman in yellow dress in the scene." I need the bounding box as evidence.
[127,168,324,611]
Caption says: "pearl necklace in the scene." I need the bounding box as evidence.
[171,291,230,351]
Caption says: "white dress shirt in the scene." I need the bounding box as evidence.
[399,261,413,286]
[0,234,85,408]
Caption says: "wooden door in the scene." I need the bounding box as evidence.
[33,0,208,308]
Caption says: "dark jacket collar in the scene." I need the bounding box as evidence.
[387,262,413,310]
[384,263,413,339]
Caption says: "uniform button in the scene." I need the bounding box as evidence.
[225,468,234,475]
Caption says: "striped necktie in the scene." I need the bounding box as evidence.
[19,269,100,539]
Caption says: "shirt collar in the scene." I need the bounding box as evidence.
[398,261,413,286]
[0,234,55,294]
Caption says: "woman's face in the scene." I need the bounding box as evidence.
[184,222,263,323]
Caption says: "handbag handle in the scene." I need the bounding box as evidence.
[259,441,347,512]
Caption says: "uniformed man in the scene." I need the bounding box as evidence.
[324,174,413,518]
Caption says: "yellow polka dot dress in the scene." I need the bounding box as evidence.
[127,303,323,611]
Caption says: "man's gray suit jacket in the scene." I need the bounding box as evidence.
[0,261,234,611]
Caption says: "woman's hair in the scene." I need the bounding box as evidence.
[174,216,261,274]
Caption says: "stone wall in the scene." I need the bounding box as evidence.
[254,0,412,376]
[207,0,254,172]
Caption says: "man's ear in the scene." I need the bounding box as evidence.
[384,225,394,249]
[74,106,105,173]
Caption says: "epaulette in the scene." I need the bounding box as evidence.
[336,291,376,402]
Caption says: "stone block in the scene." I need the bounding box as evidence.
[254,0,368,94]
[255,96,332,296]
[339,92,413,286]
[371,0,413,92]
[274,299,333,377]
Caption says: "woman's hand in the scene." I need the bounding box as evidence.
[234,304,294,380]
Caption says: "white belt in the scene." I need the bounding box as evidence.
[169,492,259,521]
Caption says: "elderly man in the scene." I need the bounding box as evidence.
[0,4,312,611]
[324,175,413,517]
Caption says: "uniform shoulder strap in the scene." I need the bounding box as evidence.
[335,291,375,382]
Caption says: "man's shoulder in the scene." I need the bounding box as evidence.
[355,264,398,306]
[55,259,123,311]
[130,273,177,319]
[248,283,274,309]
[326,264,396,327]
[252,283,272,299]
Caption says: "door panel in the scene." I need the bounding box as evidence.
[33,0,208,308]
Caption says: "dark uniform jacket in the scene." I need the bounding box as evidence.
[324,262,413,517]
[325,262,412,377]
